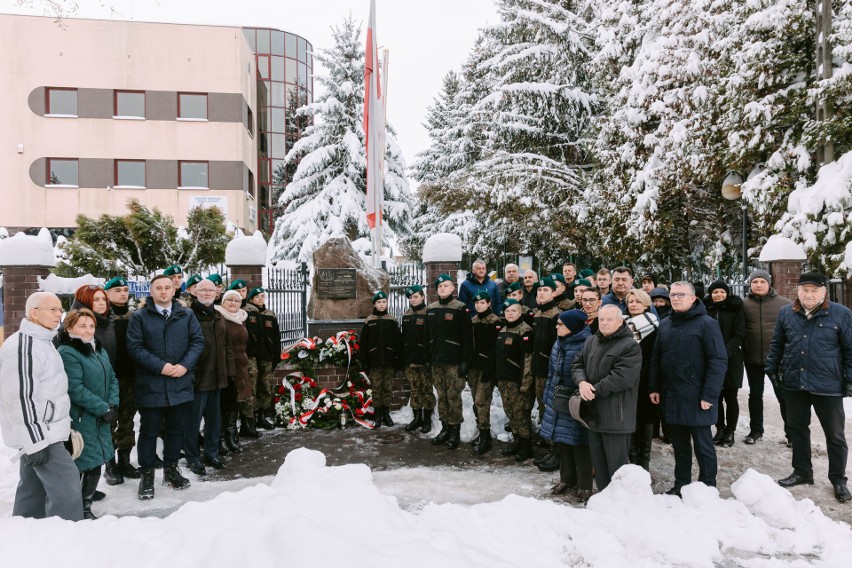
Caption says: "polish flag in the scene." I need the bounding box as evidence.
[364,0,385,261]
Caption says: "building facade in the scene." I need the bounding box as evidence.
[0,15,268,234]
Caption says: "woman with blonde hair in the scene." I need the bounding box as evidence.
[624,288,659,470]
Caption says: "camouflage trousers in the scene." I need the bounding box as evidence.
[240,358,275,417]
[406,364,435,410]
[498,379,535,439]
[369,366,395,407]
[535,374,548,423]
[112,375,137,450]
[433,364,465,425]
[467,369,494,430]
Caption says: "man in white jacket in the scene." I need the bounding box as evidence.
[0,292,83,520]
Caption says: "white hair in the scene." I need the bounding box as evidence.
[504,263,519,273]
[670,281,695,295]
[25,292,58,318]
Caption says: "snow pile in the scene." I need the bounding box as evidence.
[422,233,462,263]
[758,234,807,262]
[38,273,104,295]
[0,228,55,267]
[224,230,267,266]
[2,445,852,567]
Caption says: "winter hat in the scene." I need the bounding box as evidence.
[372,291,388,303]
[185,274,203,289]
[471,291,490,303]
[538,277,556,291]
[576,278,592,288]
[707,280,730,296]
[692,281,706,299]
[207,273,223,286]
[580,269,595,278]
[649,287,669,300]
[103,277,127,290]
[506,281,522,293]
[163,264,182,276]
[798,272,827,287]
[228,279,248,291]
[247,287,264,300]
[503,298,521,309]
[435,273,453,288]
[558,309,588,335]
[748,269,772,284]
[569,395,591,429]
[405,284,424,298]
[550,273,567,284]
[222,290,242,303]
[641,273,656,284]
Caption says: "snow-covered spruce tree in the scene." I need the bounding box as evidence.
[269,17,413,264]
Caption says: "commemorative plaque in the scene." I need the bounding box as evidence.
[316,268,357,299]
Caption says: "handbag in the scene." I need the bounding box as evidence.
[553,385,575,415]
[64,429,84,460]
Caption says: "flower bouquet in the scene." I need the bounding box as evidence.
[274,371,375,430]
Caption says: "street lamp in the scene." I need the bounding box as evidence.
[721,170,748,279]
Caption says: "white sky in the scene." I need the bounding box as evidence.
[2,0,500,169]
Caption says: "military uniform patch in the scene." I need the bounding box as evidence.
[444,313,454,321]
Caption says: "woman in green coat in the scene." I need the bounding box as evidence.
[58,308,120,520]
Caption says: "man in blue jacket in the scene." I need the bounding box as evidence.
[127,274,205,500]
[650,281,727,496]
[766,272,852,503]
[459,260,503,317]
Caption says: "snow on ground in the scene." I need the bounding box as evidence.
[0,382,851,567]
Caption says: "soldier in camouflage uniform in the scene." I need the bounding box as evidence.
[424,274,473,450]
[504,282,534,326]
[163,264,185,306]
[402,285,434,433]
[227,279,249,308]
[469,291,502,455]
[183,274,202,305]
[360,291,403,428]
[532,277,561,422]
[491,299,535,461]
[102,276,142,484]
[551,274,575,311]
[244,287,281,435]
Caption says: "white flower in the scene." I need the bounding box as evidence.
[347,381,353,387]
[366,389,372,396]
[334,403,342,411]
[298,350,309,359]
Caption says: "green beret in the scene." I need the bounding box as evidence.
[580,269,595,278]
[405,285,425,298]
[550,273,566,284]
[434,274,453,289]
[228,279,248,291]
[506,281,522,293]
[247,287,264,300]
[372,290,388,303]
[503,298,521,308]
[576,278,592,287]
[472,291,491,303]
[103,277,127,290]
[206,273,223,286]
[163,264,182,276]
[538,277,556,290]
[186,274,202,288]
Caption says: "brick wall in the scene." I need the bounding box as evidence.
[424,261,460,304]
[2,266,51,336]
[769,261,802,302]
[227,265,263,290]
[271,363,411,409]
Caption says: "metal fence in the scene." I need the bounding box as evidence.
[387,262,426,322]
[265,263,309,350]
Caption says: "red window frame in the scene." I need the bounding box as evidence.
[45,87,78,115]
[114,90,146,117]
[177,92,208,120]
[46,158,79,186]
[114,159,146,187]
[178,161,209,188]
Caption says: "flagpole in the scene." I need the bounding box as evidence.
[379,48,389,263]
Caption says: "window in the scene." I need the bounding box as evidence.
[46,159,78,186]
[115,160,146,187]
[256,29,270,54]
[246,106,254,136]
[271,31,285,56]
[114,91,145,118]
[258,56,269,79]
[285,33,297,57]
[178,93,207,120]
[46,88,77,116]
[179,161,208,188]
[245,168,255,198]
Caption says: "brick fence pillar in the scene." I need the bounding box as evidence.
[224,232,267,291]
[1,230,56,338]
[422,233,463,304]
[768,261,803,302]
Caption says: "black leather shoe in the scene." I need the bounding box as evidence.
[665,486,682,498]
[550,482,575,495]
[833,484,851,503]
[743,431,762,445]
[778,473,814,487]
[188,461,207,476]
[537,453,560,472]
[203,456,227,470]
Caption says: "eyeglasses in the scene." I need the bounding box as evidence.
[581,298,599,303]
[35,307,65,314]
[670,293,691,299]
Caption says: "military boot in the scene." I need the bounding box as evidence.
[446,424,461,450]
[473,429,492,455]
[117,449,141,479]
[137,469,155,500]
[240,416,262,439]
[405,409,423,432]
[501,438,519,456]
[431,422,450,445]
[256,411,275,431]
[104,456,124,486]
[382,407,394,427]
[162,463,190,490]
[420,409,434,434]
[515,437,533,462]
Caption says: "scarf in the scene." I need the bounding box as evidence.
[214,304,248,324]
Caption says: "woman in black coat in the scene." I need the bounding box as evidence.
[704,281,745,447]
[625,289,659,470]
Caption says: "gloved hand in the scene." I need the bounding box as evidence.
[102,407,117,423]
[766,372,780,388]
[25,447,50,467]
[458,362,469,377]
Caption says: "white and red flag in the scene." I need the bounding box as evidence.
[364,0,386,265]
